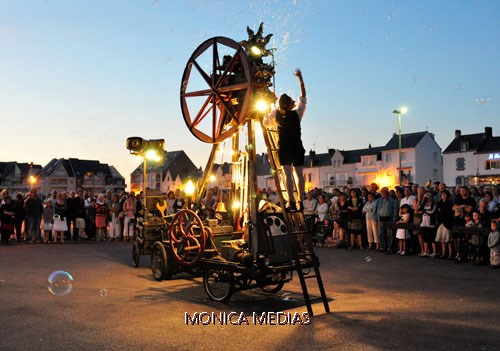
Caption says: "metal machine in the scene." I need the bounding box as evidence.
[130,24,329,316]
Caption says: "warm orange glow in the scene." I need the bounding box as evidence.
[375,172,395,189]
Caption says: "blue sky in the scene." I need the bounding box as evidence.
[1,0,499,185]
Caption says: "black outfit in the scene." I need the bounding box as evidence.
[1,203,15,244]
[13,198,25,241]
[66,196,80,240]
[276,110,305,166]
[436,199,454,230]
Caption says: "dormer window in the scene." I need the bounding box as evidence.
[460,141,468,152]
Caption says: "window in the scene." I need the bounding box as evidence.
[485,160,500,170]
[433,152,438,163]
[401,151,408,161]
[456,157,465,171]
[460,141,468,151]
[362,157,368,166]
[433,169,438,178]
[385,153,391,162]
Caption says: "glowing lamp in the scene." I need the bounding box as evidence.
[255,99,269,112]
[250,46,262,56]
[145,149,161,162]
[185,180,195,196]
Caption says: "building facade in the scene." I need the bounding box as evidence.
[40,158,126,195]
[443,127,500,186]
[0,162,42,194]
[130,150,200,194]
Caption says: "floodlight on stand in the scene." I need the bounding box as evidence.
[145,149,161,162]
[209,174,217,182]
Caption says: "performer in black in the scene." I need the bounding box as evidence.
[264,68,307,211]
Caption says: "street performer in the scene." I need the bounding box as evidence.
[264,68,307,211]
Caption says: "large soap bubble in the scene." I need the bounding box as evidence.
[47,270,74,296]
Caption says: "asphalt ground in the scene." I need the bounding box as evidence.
[1,241,499,351]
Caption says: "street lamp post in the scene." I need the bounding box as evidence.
[393,107,408,186]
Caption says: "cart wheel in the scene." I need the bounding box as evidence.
[151,242,170,281]
[260,273,286,293]
[169,209,207,266]
[203,266,234,302]
[132,240,142,268]
[180,36,253,144]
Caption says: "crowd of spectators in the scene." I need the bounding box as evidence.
[2,183,499,268]
[299,182,500,268]
[0,188,150,245]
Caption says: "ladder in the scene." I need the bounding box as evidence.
[260,123,330,316]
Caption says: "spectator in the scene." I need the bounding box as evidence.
[469,211,484,265]
[420,191,437,257]
[41,200,54,244]
[452,208,466,262]
[453,186,476,217]
[374,187,399,253]
[362,192,379,251]
[347,189,364,249]
[66,191,79,241]
[487,220,500,268]
[315,194,329,223]
[108,193,121,241]
[395,204,411,256]
[53,193,68,243]
[413,187,426,255]
[324,219,347,248]
[435,190,454,259]
[400,186,416,208]
[86,199,97,240]
[165,191,176,215]
[95,194,108,241]
[122,195,136,242]
[13,193,25,242]
[24,189,43,243]
[303,192,317,241]
[0,195,15,245]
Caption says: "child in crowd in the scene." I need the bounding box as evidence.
[41,200,54,244]
[396,204,411,256]
[487,220,500,268]
[468,212,484,264]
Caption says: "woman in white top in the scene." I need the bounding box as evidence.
[315,195,329,223]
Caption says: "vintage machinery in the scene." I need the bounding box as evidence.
[130,24,329,316]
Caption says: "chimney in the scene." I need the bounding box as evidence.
[455,130,461,138]
[485,126,492,138]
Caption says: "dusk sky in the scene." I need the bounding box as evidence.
[1,0,499,187]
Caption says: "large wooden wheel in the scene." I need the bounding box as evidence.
[169,209,207,266]
[180,37,253,143]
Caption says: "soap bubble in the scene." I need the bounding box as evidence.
[99,288,108,297]
[475,96,490,105]
[47,270,74,296]
[409,75,420,84]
